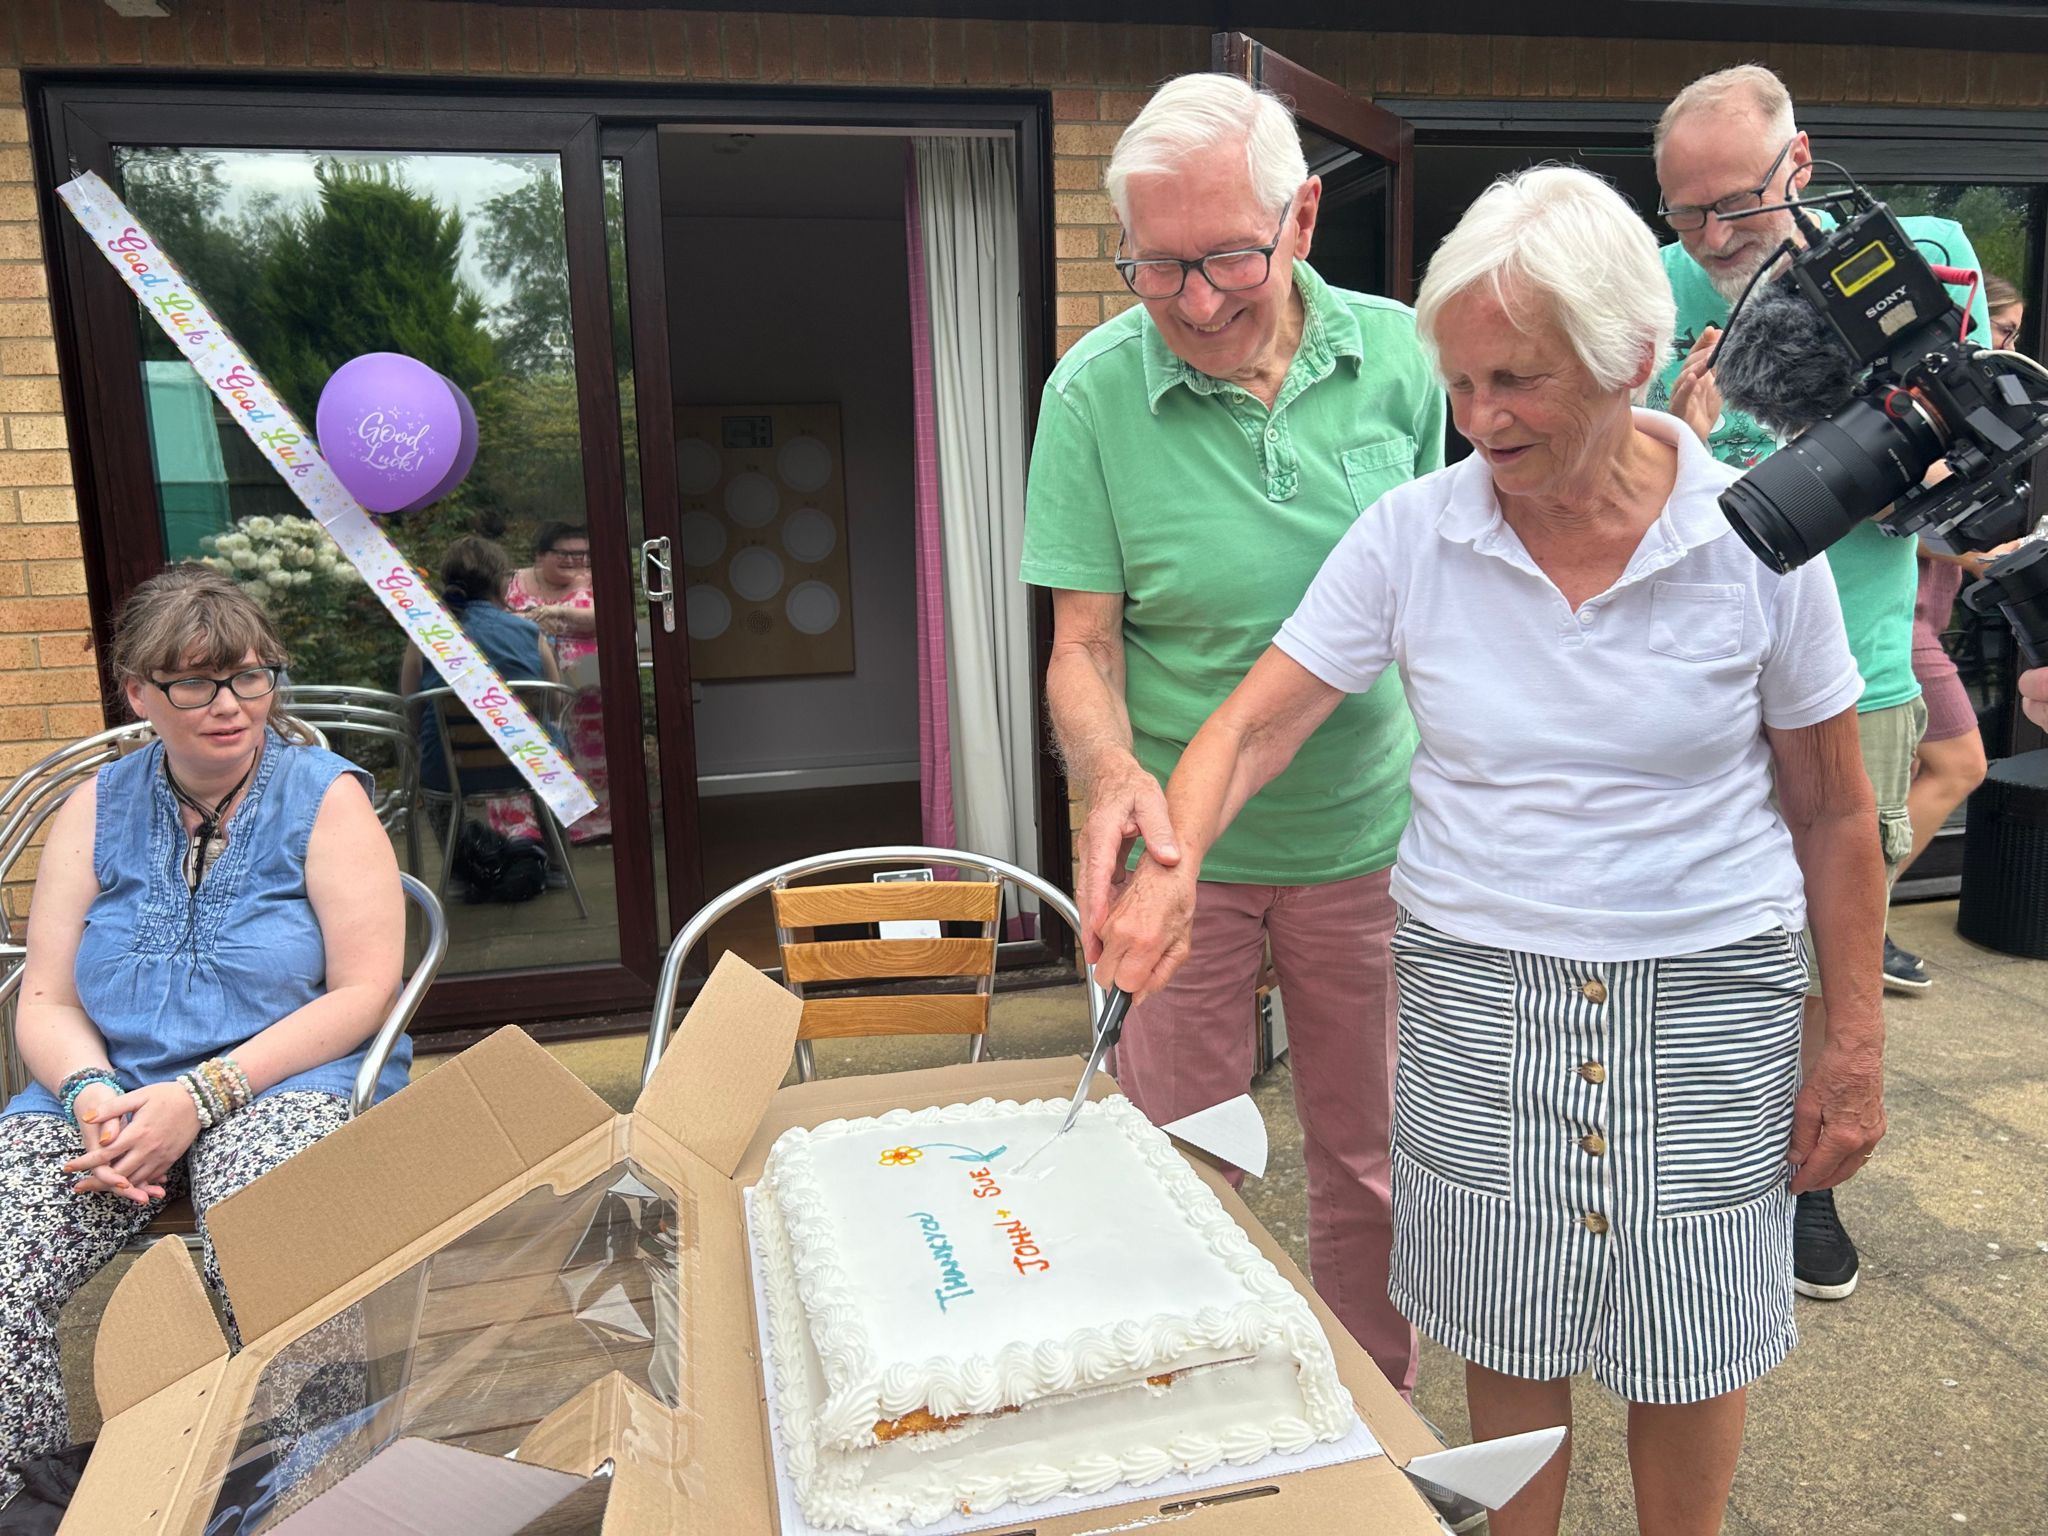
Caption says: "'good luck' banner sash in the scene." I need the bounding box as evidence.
[56,171,596,826]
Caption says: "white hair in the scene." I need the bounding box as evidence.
[1105,73,1307,226]
[1654,63,1798,160]
[1415,165,1676,404]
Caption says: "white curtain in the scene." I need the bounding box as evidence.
[913,137,1040,913]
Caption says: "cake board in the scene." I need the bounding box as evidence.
[735,1058,1469,1536]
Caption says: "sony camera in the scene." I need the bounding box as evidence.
[1713,191,2048,665]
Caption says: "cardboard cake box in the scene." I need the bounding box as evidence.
[68,956,1546,1535]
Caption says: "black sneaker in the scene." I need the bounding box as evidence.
[1793,1188,1860,1300]
[1882,934,1932,993]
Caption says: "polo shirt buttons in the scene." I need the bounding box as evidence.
[1583,1212,1610,1236]
[1265,427,1279,442]
[1578,1061,1607,1084]
[1577,611,1594,625]
[1582,978,1608,1004]
[1580,1132,1608,1157]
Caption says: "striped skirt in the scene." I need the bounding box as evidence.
[1386,911,1807,1405]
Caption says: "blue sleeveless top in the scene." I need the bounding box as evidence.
[1,732,412,1119]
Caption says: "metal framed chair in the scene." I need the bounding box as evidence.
[407,682,591,920]
[284,684,416,856]
[116,871,449,1256]
[640,845,1106,1091]
[0,724,161,1097]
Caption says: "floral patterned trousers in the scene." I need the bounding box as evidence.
[0,1090,349,1507]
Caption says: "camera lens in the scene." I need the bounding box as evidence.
[1719,395,1945,572]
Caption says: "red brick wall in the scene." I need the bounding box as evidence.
[0,3,2042,911]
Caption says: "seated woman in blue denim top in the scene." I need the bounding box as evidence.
[0,564,404,1506]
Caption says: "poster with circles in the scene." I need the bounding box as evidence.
[672,403,854,680]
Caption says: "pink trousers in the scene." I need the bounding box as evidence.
[1112,866,1416,1395]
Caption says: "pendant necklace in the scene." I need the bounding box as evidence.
[164,747,259,894]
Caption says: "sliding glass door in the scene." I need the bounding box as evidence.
[39,81,1066,1031]
[44,91,668,1031]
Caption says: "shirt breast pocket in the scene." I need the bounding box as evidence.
[1341,435,1418,514]
[1648,581,1745,662]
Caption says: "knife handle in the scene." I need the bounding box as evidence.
[1097,987,1132,1050]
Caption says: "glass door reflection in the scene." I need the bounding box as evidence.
[115,144,626,976]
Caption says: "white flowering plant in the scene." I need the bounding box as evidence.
[202,515,404,692]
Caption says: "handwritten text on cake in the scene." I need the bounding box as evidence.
[910,1212,976,1312]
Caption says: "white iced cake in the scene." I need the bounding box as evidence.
[753,1095,1353,1533]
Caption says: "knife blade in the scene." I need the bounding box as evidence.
[1015,986,1131,1172]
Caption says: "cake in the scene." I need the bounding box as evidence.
[753,1094,1353,1533]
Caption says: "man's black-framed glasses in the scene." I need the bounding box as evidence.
[149,666,281,710]
[1657,137,1798,232]
[1116,216,1289,300]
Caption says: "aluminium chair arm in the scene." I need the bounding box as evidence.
[0,942,27,1011]
[349,873,450,1118]
[640,845,1106,1093]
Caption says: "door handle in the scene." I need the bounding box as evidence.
[642,536,674,633]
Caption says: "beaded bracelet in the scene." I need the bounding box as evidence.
[202,1057,251,1116]
[58,1068,121,1123]
[197,1064,226,1122]
[198,1060,227,1121]
[178,1071,215,1132]
[198,1068,226,1126]
[179,1057,253,1133]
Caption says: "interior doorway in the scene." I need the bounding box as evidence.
[657,129,924,966]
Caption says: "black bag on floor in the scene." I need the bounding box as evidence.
[450,820,549,904]
[0,1441,92,1533]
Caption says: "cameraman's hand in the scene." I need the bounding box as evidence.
[1966,539,2023,580]
[2022,667,2048,732]
[1669,328,1723,445]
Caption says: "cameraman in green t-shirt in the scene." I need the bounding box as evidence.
[1650,65,1992,1310]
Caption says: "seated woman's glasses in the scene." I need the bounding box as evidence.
[151,666,282,710]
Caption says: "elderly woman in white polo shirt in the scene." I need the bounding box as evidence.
[1092,165,1887,1536]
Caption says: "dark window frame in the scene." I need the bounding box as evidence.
[28,72,1067,1035]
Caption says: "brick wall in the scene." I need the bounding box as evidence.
[0,3,2043,915]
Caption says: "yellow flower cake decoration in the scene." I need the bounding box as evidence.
[878,1146,923,1168]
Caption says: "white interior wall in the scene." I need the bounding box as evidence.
[664,206,918,789]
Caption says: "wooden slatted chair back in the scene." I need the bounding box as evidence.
[768,877,1003,1048]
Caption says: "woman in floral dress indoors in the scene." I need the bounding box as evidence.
[506,521,611,842]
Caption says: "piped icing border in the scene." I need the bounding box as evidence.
[760,1096,1353,1456]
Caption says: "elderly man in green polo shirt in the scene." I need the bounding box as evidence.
[1650,63,1992,1311]
[1019,72,1443,1397]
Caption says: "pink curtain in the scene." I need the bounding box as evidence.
[905,145,956,850]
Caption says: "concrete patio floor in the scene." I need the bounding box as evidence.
[52,899,2045,1533]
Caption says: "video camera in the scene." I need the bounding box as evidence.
[1711,177,2048,666]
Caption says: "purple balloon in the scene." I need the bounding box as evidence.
[316,352,465,515]
[400,374,479,514]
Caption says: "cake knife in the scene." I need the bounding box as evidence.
[1015,985,1131,1171]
